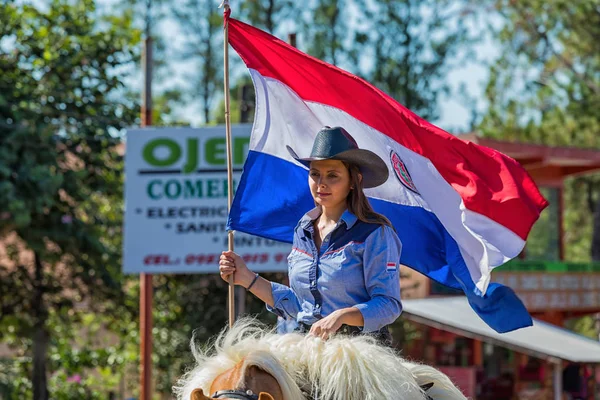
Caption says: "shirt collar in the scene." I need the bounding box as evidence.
[300,207,358,230]
[340,210,358,230]
[300,207,321,230]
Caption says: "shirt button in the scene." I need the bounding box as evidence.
[311,280,315,286]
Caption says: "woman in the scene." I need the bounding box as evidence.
[219,126,402,343]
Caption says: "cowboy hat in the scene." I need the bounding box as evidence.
[286,126,389,188]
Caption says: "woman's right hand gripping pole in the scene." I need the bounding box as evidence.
[219,251,254,288]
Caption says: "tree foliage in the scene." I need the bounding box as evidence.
[300,0,350,67]
[213,0,473,126]
[238,0,298,34]
[0,1,140,398]
[354,0,473,121]
[171,0,223,125]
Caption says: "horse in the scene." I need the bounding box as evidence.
[174,318,468,400]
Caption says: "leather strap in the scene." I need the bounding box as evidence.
[212,390,259,400]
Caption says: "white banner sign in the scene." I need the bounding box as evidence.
[123,125,291,274]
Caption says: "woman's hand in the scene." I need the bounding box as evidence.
[219,251,254,287]
[309,309,347,340]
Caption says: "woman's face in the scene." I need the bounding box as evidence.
[308,160,352,209]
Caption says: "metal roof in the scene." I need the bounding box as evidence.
[402,297,600,363]
[459,134,600,186]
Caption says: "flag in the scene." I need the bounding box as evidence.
[226,18,549,333]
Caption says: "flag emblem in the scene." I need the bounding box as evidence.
[390,150,419,195]
[386,262,397,272]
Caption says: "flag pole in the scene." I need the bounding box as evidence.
[221,0,235,328]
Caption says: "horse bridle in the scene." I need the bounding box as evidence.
[212,389,259,400]
[211,382,434,400]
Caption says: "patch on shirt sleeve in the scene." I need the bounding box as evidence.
[386,262,397,272]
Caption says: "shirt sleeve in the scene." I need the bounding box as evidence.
[266,281,302,320]
[353,225,403,332]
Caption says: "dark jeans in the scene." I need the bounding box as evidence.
[295,322,393,347]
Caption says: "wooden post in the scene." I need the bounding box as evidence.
[140,15,153,400]
[553,361,563,400]
[558,184,565,261]
[139,273,152,400]
[473,339,483,367]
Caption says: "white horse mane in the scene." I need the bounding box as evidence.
[174,318,467,400]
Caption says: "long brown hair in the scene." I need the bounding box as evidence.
[344,162,392,228]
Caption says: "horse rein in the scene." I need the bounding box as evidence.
[212,389,259,400]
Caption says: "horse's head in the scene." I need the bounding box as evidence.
[189,355,284,400]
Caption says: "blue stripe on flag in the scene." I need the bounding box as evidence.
[228,150,532,332]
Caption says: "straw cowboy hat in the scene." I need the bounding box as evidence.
[286,126,389,188]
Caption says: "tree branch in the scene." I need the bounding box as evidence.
[512,3,600,96]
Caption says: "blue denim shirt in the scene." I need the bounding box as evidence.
[268,207,402,332]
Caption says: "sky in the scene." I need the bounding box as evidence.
[436,33,499,133]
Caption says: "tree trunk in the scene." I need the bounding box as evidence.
[32,325,49,400]
[203,18,212,125]
[266,0,274,33]
[32,251,49,400]
[591,188,600,261]
[329,4,339,66]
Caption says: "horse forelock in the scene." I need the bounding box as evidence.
[173,318,305,400]
[240,351,305,400]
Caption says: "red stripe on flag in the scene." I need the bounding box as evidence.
[228,18,548,240]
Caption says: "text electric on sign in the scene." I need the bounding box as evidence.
[123,126,291,274]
